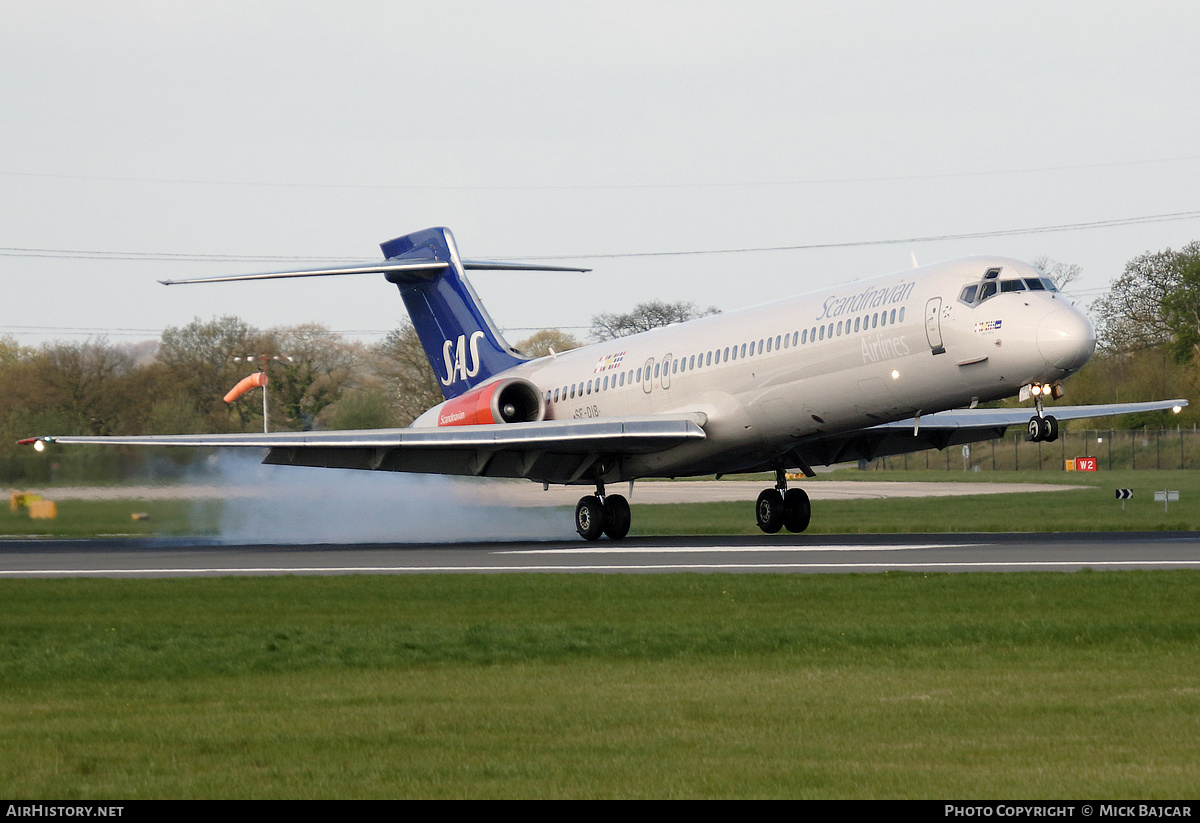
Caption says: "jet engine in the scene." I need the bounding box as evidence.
[435,377,546,426]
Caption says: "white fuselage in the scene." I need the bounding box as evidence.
[414,256,1095,480]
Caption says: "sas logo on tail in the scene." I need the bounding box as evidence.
[441,331,485,386]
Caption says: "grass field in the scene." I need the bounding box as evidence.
[1,572,1198,798]
[636,469,1200,534]
[3,470,1199,538]
[3,472,1197,797]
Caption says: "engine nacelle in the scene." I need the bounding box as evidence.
[435,377,546,427]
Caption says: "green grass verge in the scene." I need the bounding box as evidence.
[2,470,1197,537]
[0,498,221,537]
[632,470,1200,534]
[2,573,1199,798]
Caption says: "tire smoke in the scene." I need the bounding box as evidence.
[201,451,575,544]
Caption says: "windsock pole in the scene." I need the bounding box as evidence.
[223,371,271,433]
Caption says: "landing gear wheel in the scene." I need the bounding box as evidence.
[1028,416,1048,442]
[603,494,631,540]
[783,488,811,533]
[756,489,784,534]
[1044,415,1059,442]
[575,495,605,541]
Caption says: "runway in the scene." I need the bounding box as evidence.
[1,532,1198,577]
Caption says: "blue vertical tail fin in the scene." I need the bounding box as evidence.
[380,228,524,399]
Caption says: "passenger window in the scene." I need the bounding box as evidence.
[819,326,825,341]
[766,337,772,353]
[792,331,798,346]
[740,343,747,357]
[898,307,905,322]
[801,329,807,344]
[570,384,576,399]
[636,368,642,382]
[775,335,782,349]
[872,314,878,329]
[889,309,896,324]
[689,355,695,370]
[854,317,860,332]
[706,351,712,366]
[723,346,730,361]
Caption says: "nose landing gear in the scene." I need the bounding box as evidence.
[1027,414,1059,442]
[1025,382,1061,442]
[756,467,811,534]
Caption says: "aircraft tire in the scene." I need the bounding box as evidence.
[1028,416,1047,442]
[603,494,631,540]
[783,488,811,533]
[575,495,605,541]
[1044,415,1059,442]
[755,489,784,534]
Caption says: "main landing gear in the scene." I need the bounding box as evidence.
[575,481,631,541]
[755,467,811,534]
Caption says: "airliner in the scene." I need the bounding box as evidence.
[20,227,1187,540]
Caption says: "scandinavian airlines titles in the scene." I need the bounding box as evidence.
[816,279,916,321]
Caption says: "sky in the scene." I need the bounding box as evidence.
[3,1,1199,347]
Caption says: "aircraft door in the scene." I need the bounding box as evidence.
[661,353,672,390]
[924,297,946,355]
[643,357,655,394]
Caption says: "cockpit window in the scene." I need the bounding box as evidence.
[959,268,1060,307]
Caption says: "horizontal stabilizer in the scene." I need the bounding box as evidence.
[159,259,588,286]
[462,260,590,273]
[159,261,448,286]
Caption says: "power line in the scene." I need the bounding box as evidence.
[515,210,1200,260]
[0,248,361,263]
[3,154,1198,191]
[4,209,1199,264]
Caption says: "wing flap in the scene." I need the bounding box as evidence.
[781,399,1188,470]
[874,399,1188,431]
[25,415,708,484]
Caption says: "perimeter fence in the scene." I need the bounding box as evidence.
[872,427,1200,472]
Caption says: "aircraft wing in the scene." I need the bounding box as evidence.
[21,414,708,485]
[785,399,1188,470]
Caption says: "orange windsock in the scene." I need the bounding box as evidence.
[223,371,269,403]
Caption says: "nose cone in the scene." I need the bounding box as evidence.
[1037,308,1095,372]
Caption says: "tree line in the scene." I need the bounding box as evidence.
[0,245,1195,482]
